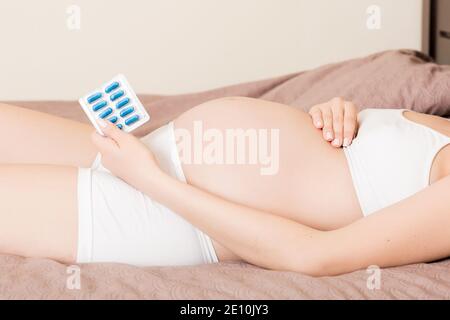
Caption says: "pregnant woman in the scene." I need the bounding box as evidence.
[0,97,449,276]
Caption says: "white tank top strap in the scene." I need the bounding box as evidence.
[397,108,450,142]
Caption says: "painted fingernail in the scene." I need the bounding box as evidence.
[315,121,323,127]
[325,131,333,141]
[343,138,351,147]
[97,119,107,128]
[332,138,341,147]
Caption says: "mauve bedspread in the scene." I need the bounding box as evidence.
[1,49,450,299]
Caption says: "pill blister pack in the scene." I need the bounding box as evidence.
[79,74,150,135]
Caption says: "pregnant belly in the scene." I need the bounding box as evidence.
[174,97,363,231]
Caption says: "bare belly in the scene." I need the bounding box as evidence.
[173,97,363,260]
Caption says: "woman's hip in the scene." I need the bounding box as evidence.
[76,122,219,266]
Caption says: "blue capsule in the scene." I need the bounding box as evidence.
[105,82,120,93]
[120,106,134,118]
[117,124,123,130]
[108,116,118,123]
[110,90,124,101]
[99,107,113,119]
[125,114,140,126]
[116,98,130,109]
[87,92,102,104]
[92,100,107,112]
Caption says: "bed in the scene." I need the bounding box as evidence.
[1,49,449,299]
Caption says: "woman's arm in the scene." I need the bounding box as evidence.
[144,171,327,273]
[323,175,450,275]
[134,166,450,277]
[92,119,450,276]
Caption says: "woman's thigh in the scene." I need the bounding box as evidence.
[0,103,98,167]
[0,164,78,263]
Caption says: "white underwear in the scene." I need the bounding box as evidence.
[76,122,219,266]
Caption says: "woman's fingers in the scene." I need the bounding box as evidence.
[330,98,344,147]
[309,106,324,128]
[97,119,127,143]
[321,107,334,142]
[343,102,358,147]
[91,119,126,154]
[91,130,118,154]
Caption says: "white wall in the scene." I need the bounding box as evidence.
[0,0,426,100]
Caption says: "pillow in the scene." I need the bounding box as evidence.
[138,49,450,135]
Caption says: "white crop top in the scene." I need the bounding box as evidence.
[343,108,450,216]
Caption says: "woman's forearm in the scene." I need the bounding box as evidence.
[143,171,328,273]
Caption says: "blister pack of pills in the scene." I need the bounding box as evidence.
[79,74,150,135]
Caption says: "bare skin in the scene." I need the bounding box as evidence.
[1,97,449,275]
[0,104,97,262]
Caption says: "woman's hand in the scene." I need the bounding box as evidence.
[308,97,359,148]
[91,119,165,192]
